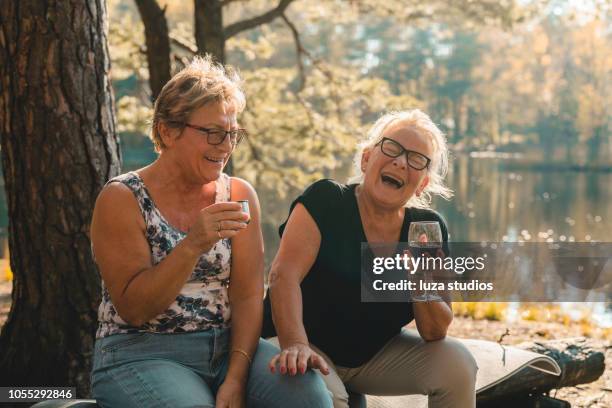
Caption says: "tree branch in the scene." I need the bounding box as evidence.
[280,13,341,121]
[244,132,261,161]
[224,0,295,39]
[281,13,307,91]
[219,0,246,6]
[281,13,335,91]
[170,35,197,55]
[173,54,191,71]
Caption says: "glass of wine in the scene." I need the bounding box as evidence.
[408,221,443,302]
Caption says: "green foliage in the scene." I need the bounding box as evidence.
[233,65,420,198]
[116,96,153,147]
[108,1,148,83]
[107,0,612,177]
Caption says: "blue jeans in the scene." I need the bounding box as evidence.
[91,327,332,408]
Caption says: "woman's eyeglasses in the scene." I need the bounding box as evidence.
[376,137,431,170]
[169,121,247,146]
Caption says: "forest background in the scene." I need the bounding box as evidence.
[109,0,612,261]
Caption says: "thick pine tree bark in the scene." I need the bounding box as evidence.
[0,0,121,397]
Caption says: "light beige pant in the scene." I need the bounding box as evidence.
[268,328,477,408]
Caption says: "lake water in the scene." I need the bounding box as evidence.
[0,153,609,325]
[435,154,611,244]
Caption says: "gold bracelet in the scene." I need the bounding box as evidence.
[231,348,252,365]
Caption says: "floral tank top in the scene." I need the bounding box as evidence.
[95,171,232,338]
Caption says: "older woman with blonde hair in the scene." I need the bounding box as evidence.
[90,56,331,408]
[264,109,478,407]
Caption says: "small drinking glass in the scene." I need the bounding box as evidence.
[237,200,250,224]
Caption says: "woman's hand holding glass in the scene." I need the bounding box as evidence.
[269,343,330,376]
[407,221,445,302]
[182,202,250,255]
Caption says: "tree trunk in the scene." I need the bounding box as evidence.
[194,0,225,63]
[0,0,121,397]
[194,0,232,174]
[135,0,171,101]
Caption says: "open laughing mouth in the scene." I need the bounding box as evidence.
[205,156,224,164]
[380,173,405,189]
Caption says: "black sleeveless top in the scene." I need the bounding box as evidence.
[262,179,449,368]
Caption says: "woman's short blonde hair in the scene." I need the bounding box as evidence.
[149,55,246,152]
[348,109,453,209]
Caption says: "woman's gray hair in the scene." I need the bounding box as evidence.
[149,55,246,153]
[348,109,453,209]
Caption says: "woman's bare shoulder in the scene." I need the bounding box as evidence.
[96,181,137,208]
[92,180,144,231]
[229,176,258,201]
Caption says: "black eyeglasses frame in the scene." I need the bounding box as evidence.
[376,137,431,171]
[168,121,247,146]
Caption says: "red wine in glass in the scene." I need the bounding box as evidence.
[408,221,443,301]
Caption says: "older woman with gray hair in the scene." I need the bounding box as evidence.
[264,110,478,407]
[89,56,331,408]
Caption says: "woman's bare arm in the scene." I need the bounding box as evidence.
[90,182,246,326]
[267,204,330,375]
[222,177,265,385]
[268,203,320,348]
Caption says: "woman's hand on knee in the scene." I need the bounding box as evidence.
[268,343,330,376]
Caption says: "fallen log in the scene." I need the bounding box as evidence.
[479,395,571,408]
[366,337,607,408]
[477,337,606,404]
